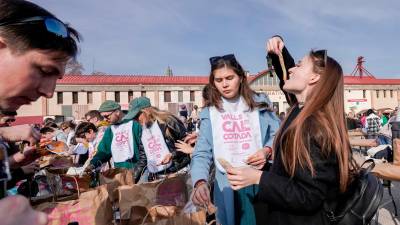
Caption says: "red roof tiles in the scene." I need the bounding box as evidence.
[57,75,210,85]
[343,76,400,85]
[58,72,400,86]
[11,116,43,126]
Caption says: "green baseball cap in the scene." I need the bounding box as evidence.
[98,100,121,112]
[122,97,151,121]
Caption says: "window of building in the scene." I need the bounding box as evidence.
[190,91,195,102]
[363,90,366,99]
[383,90,386,98]
[141,91,146,97]
[115,91,120,103]
[164,91,171,102]
[376,90,379,98]
[178,91,183,102]
[72,92,78,104]
[87,91,93,104]
[57,92,63,104]
[390,90,393,98]
[128,91,134,102]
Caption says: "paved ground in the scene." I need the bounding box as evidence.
[374,181,400,225]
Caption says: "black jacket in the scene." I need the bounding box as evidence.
[254,44,340,225]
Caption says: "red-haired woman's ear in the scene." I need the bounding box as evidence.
[309,73,321,85]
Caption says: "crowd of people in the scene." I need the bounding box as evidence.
[0,1,399,225]
[346,108,398,136]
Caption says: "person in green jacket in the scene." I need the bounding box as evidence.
[86,101,147,182]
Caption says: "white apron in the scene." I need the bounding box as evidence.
[110,121,134,163]
[210,97,262,172]
[141,121,172,173]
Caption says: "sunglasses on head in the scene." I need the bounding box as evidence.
[209,54,237,66]
[314,49,328,67]
[0,16,69,38]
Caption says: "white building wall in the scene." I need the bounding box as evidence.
[17,98,43,116]
[78,92,87,105]
[47,95,62,115]
[90,92,103,110]
[106,92,115,101]
[183,91,190,103]
[64,92,73,105]
[343,90,372,113]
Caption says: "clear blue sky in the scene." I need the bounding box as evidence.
[32,0,399,78]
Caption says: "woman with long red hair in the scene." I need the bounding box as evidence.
[226,36,357,225]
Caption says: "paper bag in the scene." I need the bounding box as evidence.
[118,173,188,221]
[35,185,113,225]
[99,168,134,202]
[122,206,207,225]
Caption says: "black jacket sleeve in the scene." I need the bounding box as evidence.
[133,141,147,183]
[257,141,339,213]
[164,117,191,173]
[268,44,297,106]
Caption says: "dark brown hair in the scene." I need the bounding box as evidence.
[75,122,97,138]
[84,110,103,121]
[60,120,76,130]
[0,0,81,57]
[207,56,260,111]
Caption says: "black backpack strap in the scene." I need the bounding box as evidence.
[361,159,376,173]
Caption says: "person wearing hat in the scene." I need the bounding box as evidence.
[98,100,125,125]
[87,100,146,182]
[125,97,190,181]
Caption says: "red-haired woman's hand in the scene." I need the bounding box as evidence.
[226,166,262,190]
[266,36,284,55]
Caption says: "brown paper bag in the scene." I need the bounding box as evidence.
[123,206,207,225]
[118,173,188,222]
[156,174,188,207]
[99,168,134,202]
[35,185,113,225]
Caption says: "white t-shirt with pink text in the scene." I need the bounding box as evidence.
[209,97,262,172]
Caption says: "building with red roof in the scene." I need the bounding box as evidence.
[14,57,400,124]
